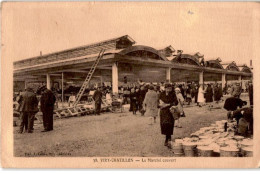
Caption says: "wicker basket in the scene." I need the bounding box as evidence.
[220,147,239,157]
[197,146,213,157]
[184,149,196,157]
[240,139,253,149]
[242,147,253,157]
[183,142,197,157]
[182,142,197,150]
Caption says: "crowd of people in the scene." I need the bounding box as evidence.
[83,80,226,147]
[107,80,253,147]
[117,81,224,112]
[13,79,253,148]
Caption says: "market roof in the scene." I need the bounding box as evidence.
[13,35,252,77]
[14,35,135,69]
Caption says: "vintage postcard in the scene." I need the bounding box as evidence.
[1,1,260,168]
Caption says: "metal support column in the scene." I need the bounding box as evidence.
[222,73,226,89]
[166,67,171,83]
[47,73,51,90]
[112,63,118,94]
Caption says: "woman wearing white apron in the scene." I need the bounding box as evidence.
[197,84,205,107]
[105,91,112,105]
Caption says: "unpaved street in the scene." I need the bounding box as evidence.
[14,101,233,157]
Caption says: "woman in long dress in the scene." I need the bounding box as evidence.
[197,84,205,107]
[214,84,222,104]
[174,87,185,128]
[205,84,213,103]
[105,90,112,105]
[186,85,192,105]
[159,84,178,147]
[205,84,214,109]
[143,85,159,124]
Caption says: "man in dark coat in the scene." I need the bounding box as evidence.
[190,82,196,101]
[93,87,103,115]
[205,84,213,103]
[138,85,147,115]
[40,86,56,132]
[179,84,185,99]
[193,83,199,105]
[159,83,178,147]
[223,83,228,95]
[130,88,138,115]
[18,87,38,133]
[122,87,128,105]
[214,84,223,103]
[185,84,192,105]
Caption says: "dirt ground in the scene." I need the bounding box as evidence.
[13,94,250,157]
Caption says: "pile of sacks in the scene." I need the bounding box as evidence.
[171,120,253,157]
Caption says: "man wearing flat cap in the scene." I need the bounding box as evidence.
[158,83,178,147]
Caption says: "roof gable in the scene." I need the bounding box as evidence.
[119,45,168,61]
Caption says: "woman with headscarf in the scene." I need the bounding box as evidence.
[159,83,178,147]
[105,90,112,105]
[174,87,185,128]
[143,85,159,124]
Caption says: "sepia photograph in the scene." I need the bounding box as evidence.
[1,1,260,168]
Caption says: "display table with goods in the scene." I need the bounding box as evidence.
[170,120,253,157]
[52,96,111,118]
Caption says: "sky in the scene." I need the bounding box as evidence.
[2,2,260,66]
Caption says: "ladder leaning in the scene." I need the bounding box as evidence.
[72,49,105,106]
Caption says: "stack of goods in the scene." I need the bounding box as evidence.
[171,139,184,157]
[171,120,253,157]
[240,139,253,157]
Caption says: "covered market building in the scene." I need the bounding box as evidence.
[13,35,253,98]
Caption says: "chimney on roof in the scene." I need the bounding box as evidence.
[40,51,42,56]
[250,59,252,67]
